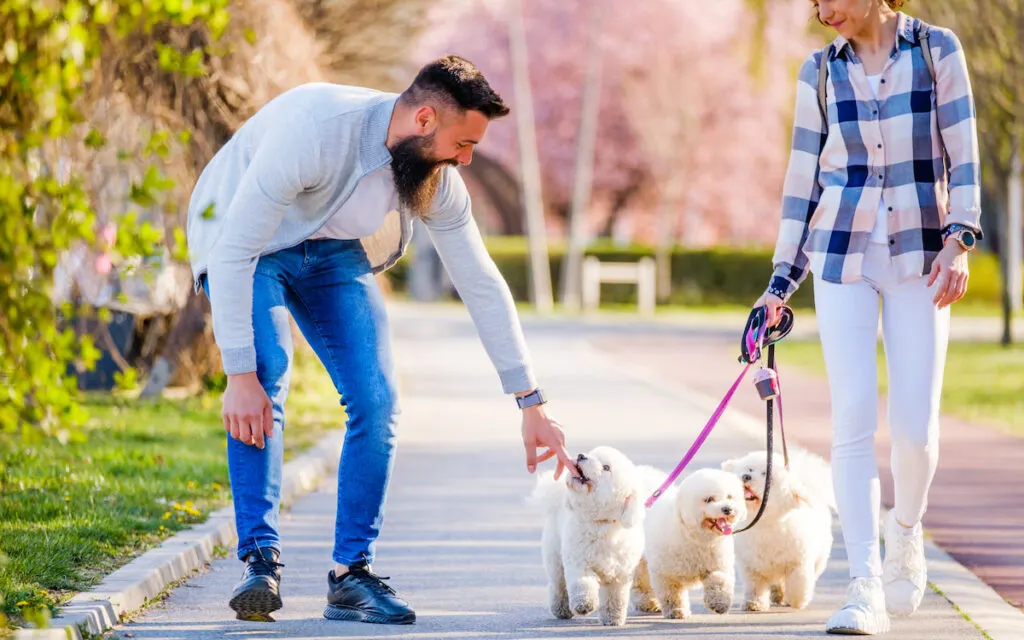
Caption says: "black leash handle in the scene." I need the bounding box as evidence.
[734,304,795,535]
[734,342,778,535]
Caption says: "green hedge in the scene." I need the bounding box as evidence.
[386,236,1010,309]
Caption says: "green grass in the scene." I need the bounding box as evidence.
[504,298,1010,319]
[0,338,340,630]
[777,339,1024,437]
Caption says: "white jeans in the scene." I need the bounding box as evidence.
[813,242,950,578]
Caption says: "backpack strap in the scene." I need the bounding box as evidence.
[816,44,831,126]
[919,24,936,84]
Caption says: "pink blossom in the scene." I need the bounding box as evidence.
[415,0,818,246]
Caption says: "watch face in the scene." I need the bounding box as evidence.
[962,231,976,248]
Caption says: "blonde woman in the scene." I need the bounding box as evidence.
[754,0,981,635]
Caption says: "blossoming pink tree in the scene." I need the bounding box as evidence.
[414,0,818,247]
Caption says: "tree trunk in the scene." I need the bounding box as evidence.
[561,3,604,311]
[139,290,213,398]
[506,0,553,313]
[1002,138,1021,346]
[1008,144,1022,313]
[654,191,675,302]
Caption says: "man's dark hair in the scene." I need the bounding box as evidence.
[401,55,510,119]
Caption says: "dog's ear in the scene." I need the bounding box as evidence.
[674,490,699,529]
[721,459,736,473]
[620,492,644,528]
[783,473,815,509]
[791,481,815,509]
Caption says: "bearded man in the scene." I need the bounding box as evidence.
[185,55,577,625]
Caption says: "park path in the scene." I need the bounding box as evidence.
[114,303,983,639]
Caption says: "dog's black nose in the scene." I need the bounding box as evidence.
[577,453,587,462]
[742,473,752,483]
[722,505,733,516]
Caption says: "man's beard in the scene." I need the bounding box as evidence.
[390,133,457,218]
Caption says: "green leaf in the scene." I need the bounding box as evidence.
[3,39,18,63]
[93,1,114,25]
[129,182,156,208]
[208,8,230,40]
[84,128,106,148]
[171,226,189,262]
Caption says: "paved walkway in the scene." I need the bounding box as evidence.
[115,304,982,639]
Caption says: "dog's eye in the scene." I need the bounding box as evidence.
[727,494,733,500]
[704,496,714,504]
[602,464,611,471]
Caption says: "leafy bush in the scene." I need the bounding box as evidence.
[0,0,229,441]
[387,235,1011,310]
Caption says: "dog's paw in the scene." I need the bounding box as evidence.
[705,594,732,615]
[663,607,690,620]
[569,583,598,617]
[745,599,770,612]
[571,599,596,617]
[789,596,812,610]
[770,585,786,607]
[551,602,574,619]
[631,598,661,614]
[600,611,628,626]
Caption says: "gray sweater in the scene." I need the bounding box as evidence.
[186,83,537,394]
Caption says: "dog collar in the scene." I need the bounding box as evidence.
[594,494,634,526]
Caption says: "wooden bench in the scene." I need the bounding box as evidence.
[581,256,656,316]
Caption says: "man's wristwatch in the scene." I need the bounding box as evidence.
[516,388,547,410]
[942,223,977,252]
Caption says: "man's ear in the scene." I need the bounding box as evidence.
[414,105,438,133]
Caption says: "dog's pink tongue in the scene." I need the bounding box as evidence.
[718,518,733,535]
[744,487,756,500]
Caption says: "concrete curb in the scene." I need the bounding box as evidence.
[14,429,344,640]
[586,342,1024,640]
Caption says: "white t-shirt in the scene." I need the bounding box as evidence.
[311,166,398,240]
[866,73,888,244]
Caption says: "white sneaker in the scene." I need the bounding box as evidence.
[883,511,927,616]
[826,577,891,635]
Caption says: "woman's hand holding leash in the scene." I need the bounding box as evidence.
[929,239,970,309]
[753,292,786,328]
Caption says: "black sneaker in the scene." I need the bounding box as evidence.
[229,547,284,621]
[323,560,415,624]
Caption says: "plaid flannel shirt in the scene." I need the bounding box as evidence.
[766,13,982,302]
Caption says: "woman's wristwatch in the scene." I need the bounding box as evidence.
[942,223,977,252]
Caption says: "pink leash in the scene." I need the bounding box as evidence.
[643,321,764,509]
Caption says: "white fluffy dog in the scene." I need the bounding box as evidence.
[528,445,646,626]
[633,467,746,619]
[721,448,835,611]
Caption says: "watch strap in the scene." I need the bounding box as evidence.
[942,223,973,239]
[516,388,547,409]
